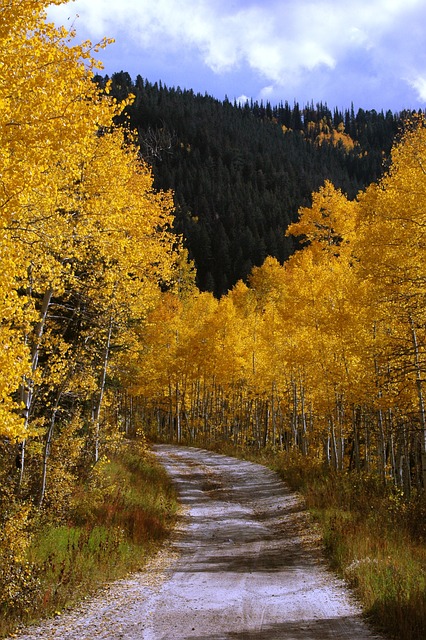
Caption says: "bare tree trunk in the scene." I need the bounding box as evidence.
[409,315,426,487]
[18,288,54,490]
[39,392,62,507]
[93,315,113,463]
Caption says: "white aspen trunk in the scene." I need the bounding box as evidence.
[263,400,269,447]
[271,381,276,449]
[189,381,196,441]
[168,379,174,439]
[377,407,387,485]
[300,382,308,455]
[330,417,339,471]
[156,407,161,438]
[324,435,331,466]
[38,352,78,507]
[19,288,54,490]
[350,406,360,471]
[39,392,62,507]
[93,315,113,463]
[196,379,202,441]
[403,422,412,496]
[239,388,245,446]
[176,382,181,443]
[291,378,298,448]
[373,334,387,483]
[409,315,426,487]
[337,396,346,471]
[364,414,371,473]
[388,413,397,486]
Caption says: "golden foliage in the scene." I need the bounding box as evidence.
[133,119,426,489]
[0,0,180,446]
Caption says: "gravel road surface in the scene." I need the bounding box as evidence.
[9,445,385,639]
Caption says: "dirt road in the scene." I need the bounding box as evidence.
[11,445,385,639]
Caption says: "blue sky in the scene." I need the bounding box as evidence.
[48,0,426,112]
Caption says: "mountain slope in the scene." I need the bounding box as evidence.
[97,72,405,295]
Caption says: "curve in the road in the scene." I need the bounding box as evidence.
[9,445,385,640]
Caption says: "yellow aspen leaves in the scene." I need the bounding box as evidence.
[132,119,426,486]
[286,180,356,256]
[0,1,179,464]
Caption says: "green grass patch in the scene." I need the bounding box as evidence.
[0,442,178,637]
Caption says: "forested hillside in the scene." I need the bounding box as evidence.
[96,71,407,295]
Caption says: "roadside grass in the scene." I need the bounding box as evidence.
[0,443,178,638]
[208,441,426,640]
[271,450,426,640]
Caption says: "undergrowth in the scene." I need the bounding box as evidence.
[0,441,178,638]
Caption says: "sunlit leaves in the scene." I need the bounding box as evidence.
[0,1,179,463]
[134,118,426,488]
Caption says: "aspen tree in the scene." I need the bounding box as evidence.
[238,258,288,447]
[284,181,369,467]
[1,0,113,462]
[355,119,426,487]
[1,0,179,500]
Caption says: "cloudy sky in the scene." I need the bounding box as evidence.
[48,0,426,112]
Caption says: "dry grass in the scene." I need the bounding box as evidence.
[272,450,426,640]
[0,443,178,638]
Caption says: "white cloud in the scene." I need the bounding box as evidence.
[47,0,426,109]
[259,85,274,99]
[236,94,250,105]
[409,76,426,101]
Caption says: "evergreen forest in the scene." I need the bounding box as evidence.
[97,70,408,295]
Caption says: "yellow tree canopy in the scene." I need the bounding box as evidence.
[0,0,179,440]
